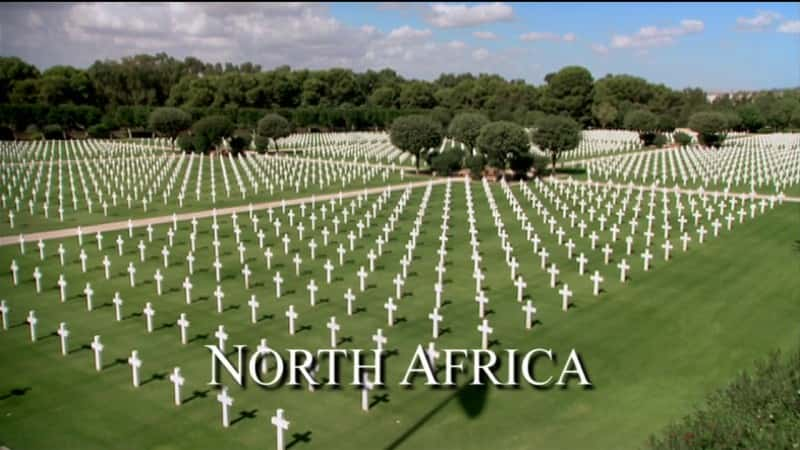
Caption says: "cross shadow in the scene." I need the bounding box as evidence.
[487,339,502,349]
[439,327,452,337]
[96,301,112,310]
[103,357,126,370]
[370,393,390,408]
[394,317,408,325]
[223,304,241,312]
[141,372,167,386]
[125,312,143,320]
[286,430,313,449]
[296,324,312,334]
[40,331,57,340]
[70,343,91,355]
[337,336,353,346]
[354,306,367,315]
[258,313,274,322]
[155,322,175,331]
[0,387,31,400]
[188,333,209,343]
[182,389,210,404]
[230,408,258,426]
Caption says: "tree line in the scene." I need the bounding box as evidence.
[1,53,799,141]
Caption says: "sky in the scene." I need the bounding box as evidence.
[0,2,798,91]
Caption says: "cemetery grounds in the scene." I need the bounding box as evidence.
[0,133,798,449]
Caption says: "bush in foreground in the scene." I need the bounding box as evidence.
[647,344,800,450]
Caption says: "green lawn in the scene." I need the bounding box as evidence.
[0,180,797,449]
[1,151,421,235]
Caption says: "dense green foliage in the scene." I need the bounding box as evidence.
[653,133,667,148]
[624,109,659,145]
[673,131,693,146]
[148,107,192,146]
[475,121,531,172]
[389,115,443,170]
[42,124,64,139]
[647,345,800,450]
[256,113,292,150]
[447,112,489,152]
[0,54,798,140]
[190,115,234,153]
[689,111,729,147]
[531,115,582,172]
[430,147,465,176]
[176,134,194,153]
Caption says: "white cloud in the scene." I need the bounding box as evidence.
[610,19,704,49]
[387,25,432,40]
[427,3,513,28]
[591,43,609,55]
[778,20,800,33]
[520,31,575,42]
[472,31,498,40]
[736,11,781,31]
[447,40,466,49]
[472,48,489,60]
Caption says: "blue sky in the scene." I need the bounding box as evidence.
[1,2,798,91]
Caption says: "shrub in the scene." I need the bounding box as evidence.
[673,131,692,146]
[148,107,191,146]
[647,344,800,450]
[509,152,535,177]
[624,109,659,145]
[390,114,443,171]
[256,113,292,150]
[430,147,464,176]
[191,115,234,153]
[465,154,486,179]
[448,112,489,152]
[229,134,249,156]
[176,134,195,153]
[43,124,64,140]
[653,133,667,148]
[689,111,728,148]
[475,121,529,171]
[88,123,112,139]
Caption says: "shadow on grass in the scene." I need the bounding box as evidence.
[0,387,31,400]
[384,384,488,450]
[286,430,312,449]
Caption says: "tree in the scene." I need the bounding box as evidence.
[531,115,581,174]
[738,104,764,132]
[0,56,40,103]
[623,109,658,145]
[191,115,234,153]
[148,107,191,148]
[256,113,292,150]
[688,111,728,147]
[389,115,443,171]
[447,112,489,153]
[539,66,594,124]
[475,121,530,175]
[592,102,618,128]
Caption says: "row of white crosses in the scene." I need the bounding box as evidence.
[2,139,406,228]
[4,308,294,449]
[584,139,799,194]
[522,175,776,285]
